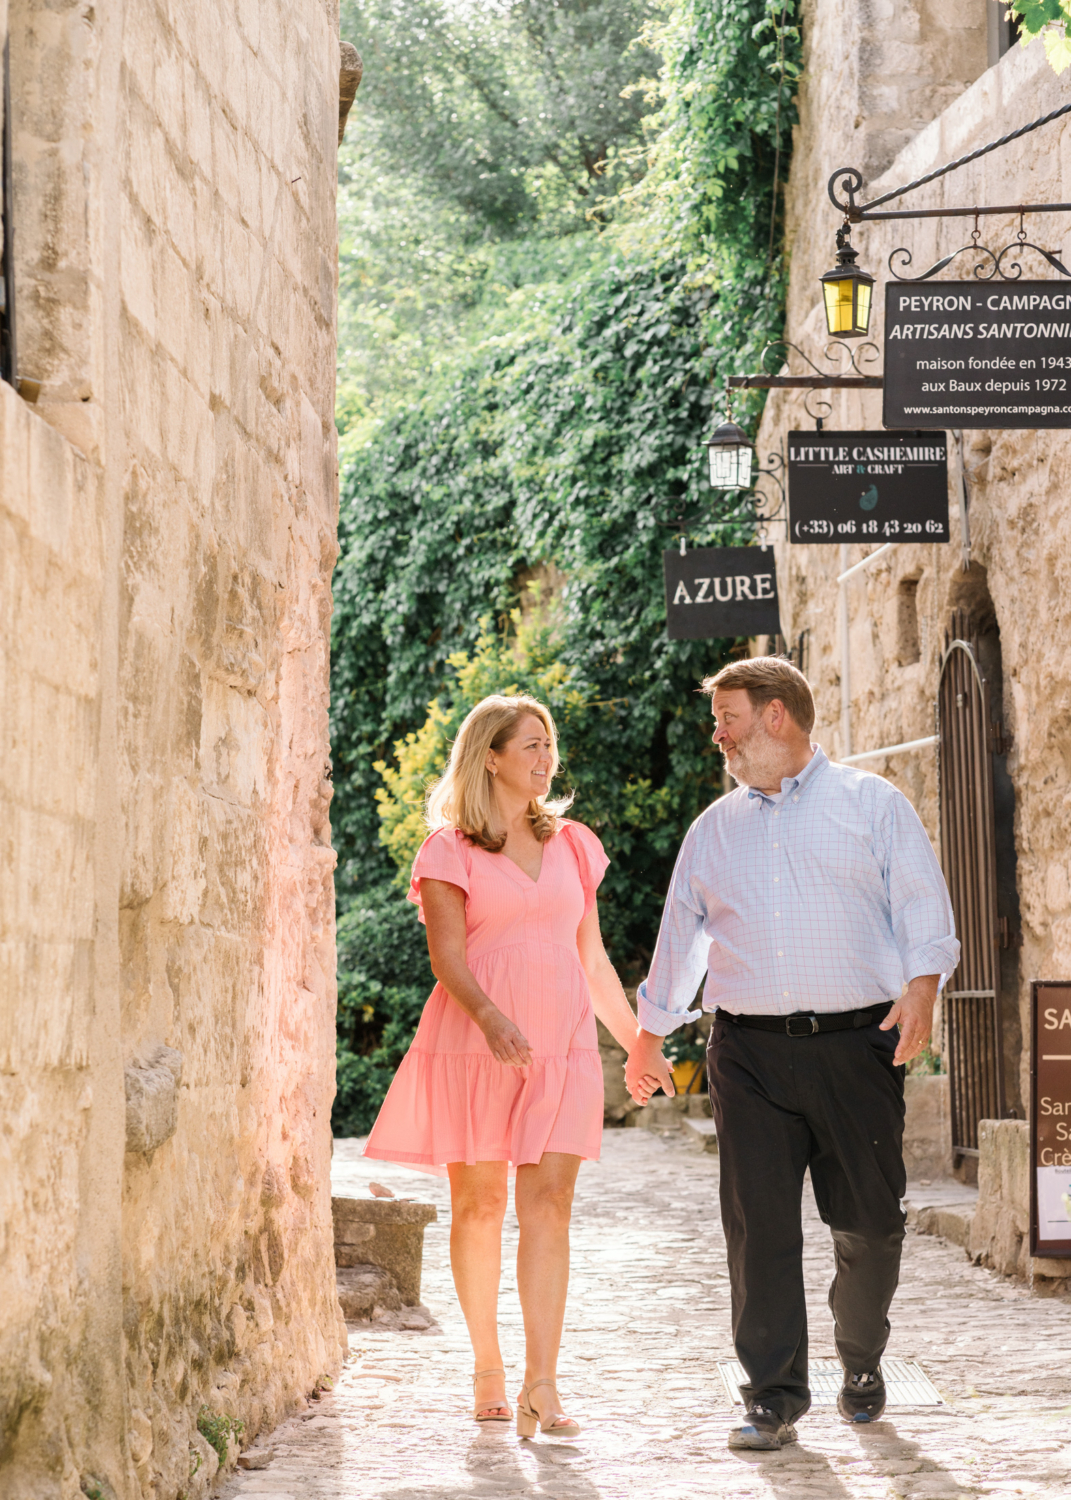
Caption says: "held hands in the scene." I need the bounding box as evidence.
[479,1006,533,1067]
[624,1030,676,1106]
[881,974,939,1067]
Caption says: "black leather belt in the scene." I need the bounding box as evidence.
[716,1001,895,1037]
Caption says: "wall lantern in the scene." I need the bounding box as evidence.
[820,226,874,339]
[706,419,753,491]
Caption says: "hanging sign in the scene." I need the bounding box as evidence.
[1031,981,1071,1258]
[663,547,781,640]
[787,430,949,543]
[884,281,1071,429]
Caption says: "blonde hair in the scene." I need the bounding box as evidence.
[425,695,573,850]
[702,656,816,734]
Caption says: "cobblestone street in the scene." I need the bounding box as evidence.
[223,1129,1071,1500]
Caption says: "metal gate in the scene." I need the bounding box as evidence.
[938,612,1006,1155]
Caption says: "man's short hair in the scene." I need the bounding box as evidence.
[701,656,816,734]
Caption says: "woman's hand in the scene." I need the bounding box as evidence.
[479,1007,533,1067]
[625,1030,676,1105]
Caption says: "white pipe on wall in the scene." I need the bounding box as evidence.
[839,543,851,758]
[841,734,940,765]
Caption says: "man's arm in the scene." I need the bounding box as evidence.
[880,791,961,1067]
[625,828,710,1102]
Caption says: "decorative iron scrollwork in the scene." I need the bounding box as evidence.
[888,236,1071,283]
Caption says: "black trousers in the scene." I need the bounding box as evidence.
[706,1010,907,1423]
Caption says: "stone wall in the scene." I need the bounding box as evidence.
[969,1120,1071,1293]
[0,2,348,1496]
[760,21,1071,1115]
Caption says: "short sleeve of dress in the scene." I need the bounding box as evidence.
[407,828,471,925]
[561,819,610,918]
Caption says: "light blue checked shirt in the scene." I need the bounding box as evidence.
[636,746,960,1033]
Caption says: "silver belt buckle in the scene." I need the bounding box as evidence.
[785,1014,819,1037]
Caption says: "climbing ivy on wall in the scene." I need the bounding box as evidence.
[330,0,801,1135]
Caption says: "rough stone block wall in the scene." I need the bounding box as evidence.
[969,1120,1071,1291]
[0,1,347,1495]
[761,31,1071,1115]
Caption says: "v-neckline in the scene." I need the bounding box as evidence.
[495,842,546,887]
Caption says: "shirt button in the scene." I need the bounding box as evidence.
[773,842,779,848]
[778,951,783,956]
[774,877,779,883]
[793,796,799,802]
[783,991,789,997]
[774,810,780,816]
[775,911,780,916]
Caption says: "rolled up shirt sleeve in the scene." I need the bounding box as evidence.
[636,825,709,1036]
[882,790,961,986]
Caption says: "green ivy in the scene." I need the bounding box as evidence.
[1006,0,1071,72]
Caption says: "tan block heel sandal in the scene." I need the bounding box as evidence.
[516,1379,581,1438]
[472,1367,512,1422]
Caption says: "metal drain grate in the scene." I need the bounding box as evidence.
[717,1357,944,1408]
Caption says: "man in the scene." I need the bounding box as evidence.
[626,657,959,1450]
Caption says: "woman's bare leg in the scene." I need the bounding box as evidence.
[447,1161,510,1417]
[514,1152,582,1426]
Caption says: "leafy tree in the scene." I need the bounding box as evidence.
[341,0,661,236]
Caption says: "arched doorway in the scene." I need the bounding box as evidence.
[937,603,1021,1161]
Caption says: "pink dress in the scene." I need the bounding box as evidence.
[363,819,609,1175]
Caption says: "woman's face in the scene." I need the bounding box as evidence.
[487,713,554,803]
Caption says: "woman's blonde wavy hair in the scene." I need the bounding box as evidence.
[425,695,573,851]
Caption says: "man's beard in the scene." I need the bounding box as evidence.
[724,719,796,789]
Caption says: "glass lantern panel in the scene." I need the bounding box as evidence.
[855,280,872,334]
[709,443,752,490]
[823,277,855,334]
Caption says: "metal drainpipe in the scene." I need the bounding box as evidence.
[839,543,851,758]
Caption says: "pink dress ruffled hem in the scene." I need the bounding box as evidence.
[363,819,609,1177]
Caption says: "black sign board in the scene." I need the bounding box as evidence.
[787,430,949,544]
[1031,981,1071,1258]
[884,281,1071,429]
[663,547,780,640]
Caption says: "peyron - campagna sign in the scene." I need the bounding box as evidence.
[884,282,1071,429]
[663,547,781,640]
[787,431,949,542]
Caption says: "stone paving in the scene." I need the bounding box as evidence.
[221,1128,1071,1500]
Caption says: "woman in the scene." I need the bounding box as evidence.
[365,694,669,1436]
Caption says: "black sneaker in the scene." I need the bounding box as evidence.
[837,1368,886,1423]
[727,1405,799,1450]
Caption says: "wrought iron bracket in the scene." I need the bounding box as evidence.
[727,340,883,425]
[828,99,1071,223]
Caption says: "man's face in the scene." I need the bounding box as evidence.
[710,688,757,771]
[711,687,784,789]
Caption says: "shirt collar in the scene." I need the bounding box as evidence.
[746,744,827,805]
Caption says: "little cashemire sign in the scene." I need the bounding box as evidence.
[884,282,1071,429]
[787,431,949,543]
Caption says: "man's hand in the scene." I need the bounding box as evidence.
[625,1029,676,1105]
[880,975,939,1067]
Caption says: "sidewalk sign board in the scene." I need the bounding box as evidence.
[1031,981,1071,1258]
[663,547,781,640]
[787,430,949,543]
[884,282,1071,429]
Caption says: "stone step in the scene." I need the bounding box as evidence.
[681,1117,719,1153]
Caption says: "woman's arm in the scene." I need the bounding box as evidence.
[421,878,532,1066]
[576,904,674,1100]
